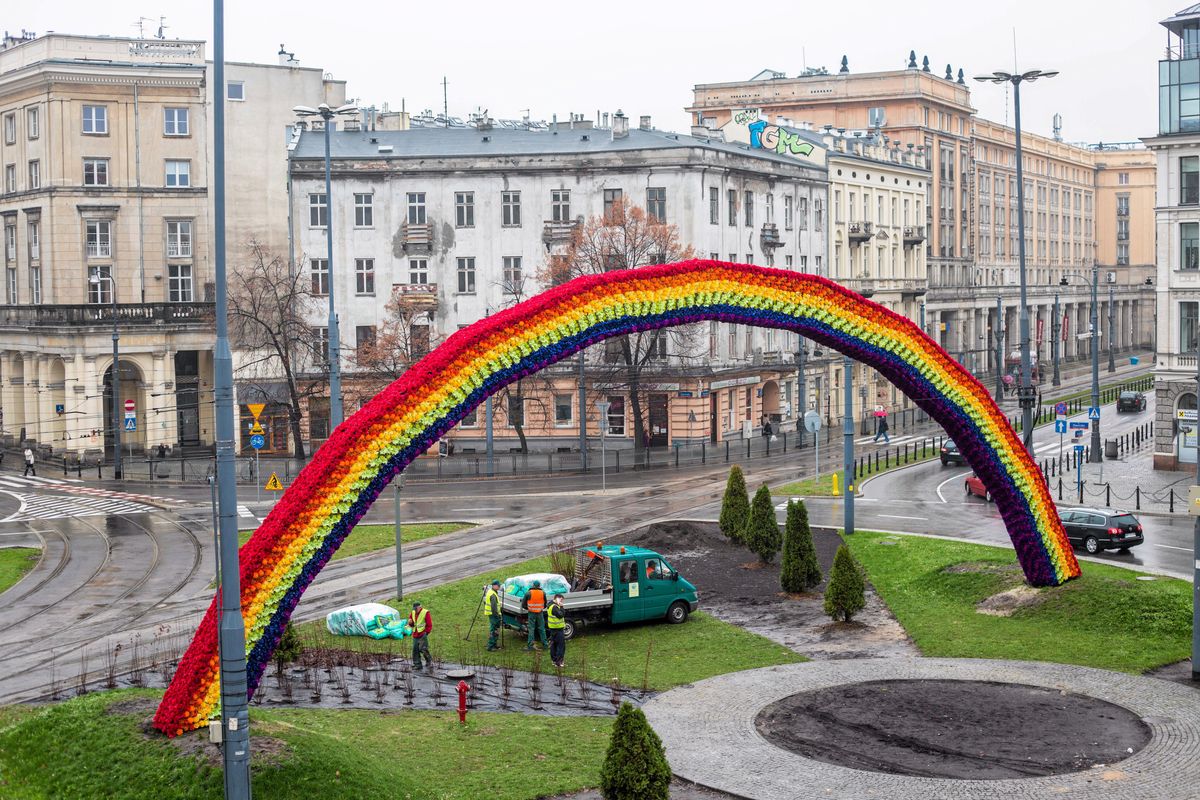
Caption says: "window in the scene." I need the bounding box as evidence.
[165,160,190,187]
[605,396,625,436]
[166,220,192,257]
[460,405,478,427]
[798,197,808,230]
[783,195,793,229]
[502,256,522,293]
[1184,222,1200,270]
[744,191,754,226]
[407,192,426,224]
[309,397,330,440]
[501,191,521,226]
[814,255,823,274]
[1118,172,1129,185]
[813,199,824,231]
[354,194,374,227]
[27,160,39,190]
[29,266,40,304]
[309,193,328,227]
[709,187,719,225]
[27,221,39,261]
[409,258,428,284]
[456,256,476,293]
[164,107,189,136]
[1117,243,1129,266]
[454,191,474,227]
[766,193,775,224]
[87,266,112,304]
[785,254,793,267]
[2,113,13,144]
[26,107,39,139]
[86,220,112,257]
[310,258,329,294]
[5,268,15,303]
[168,264,193,302]
[310,327,329,365]
[552,189,571,222]
[507,395,524,428]
[82,105,107,134]
[227,81,245,101]
[1183,301,1200,353]
[727,189,737,226]
[646,187,666,221]
[554,394,573,426]
[603,188,623,219]
[4,164,14,193]
[355,325,376,355]
[355,258,375,295]
[648,330,667,360]
[1183,157,1199,205]
[1117,194,1130,216]
[3,224,13,262]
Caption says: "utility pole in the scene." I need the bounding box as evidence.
[995,295,1004,399]
[1193,329,1200,681]
[485,395,494,477]
[796,338,807,449]
[843,355,855,536]
[1089,265,1102,463]
[1052,293,1061,386]
[578,350,587,470]
[1108,284,1116,373]
[393,473,405,601]
[212,0,251,795]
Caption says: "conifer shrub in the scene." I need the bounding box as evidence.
[599,701,671,800]
[745,484,781,563]
[823,544,866,622]
[780,499,822,592]
[719,465,750,543]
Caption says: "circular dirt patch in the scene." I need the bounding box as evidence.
[755,679,1151,780]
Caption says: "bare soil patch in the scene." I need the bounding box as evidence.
[755,679,1152,779]
[975,584,1046,617]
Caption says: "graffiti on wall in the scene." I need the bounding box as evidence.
[734,109,815,158]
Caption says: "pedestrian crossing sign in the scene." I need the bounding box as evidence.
[124,417,137,431]
[264,472,284,491]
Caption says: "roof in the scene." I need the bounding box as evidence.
[290,126,828,172]
[1163,3,1200,36]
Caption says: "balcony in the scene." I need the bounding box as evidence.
[541,219,578,251]
[86,242,111,258]
[401,223,432,253]
[0,302,214,329]
[760,222,784,250]
[1117,232,1129,241]
[847,221,873,243]
[903,225,926,246]
[167,243,192,258]
[391,282,438,311]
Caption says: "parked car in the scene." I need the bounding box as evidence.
[1116,391,1147,412]
[964,473,991,501]
[940,439,966,466]
[1058,507,1144,554]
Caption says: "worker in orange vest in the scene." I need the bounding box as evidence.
[408,601,433,671]
[521,580,549,651]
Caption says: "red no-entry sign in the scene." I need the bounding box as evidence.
[124,399,135,412]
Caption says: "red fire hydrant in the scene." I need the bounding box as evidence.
[456,680,470,724]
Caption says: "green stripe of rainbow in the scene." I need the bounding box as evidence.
[154,260,1078,735]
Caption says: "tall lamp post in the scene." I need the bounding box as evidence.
[796,338,807,449]
[1108,284,1117,373]
[293,101,359,430]
[1089,265,1102,462]
[89,272,122,479]
[596,400,610,492]
[1051,292,1062,386]
[975,68,1058,451]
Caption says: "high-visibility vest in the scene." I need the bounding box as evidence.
[547,603,566,630]
[484,588,499,616]
[525,588,546,613]
[410,608,429,635]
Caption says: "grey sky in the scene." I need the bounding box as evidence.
[14,0,1179,143]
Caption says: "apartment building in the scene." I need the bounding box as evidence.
[286,115,828,453]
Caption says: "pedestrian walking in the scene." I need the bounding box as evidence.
[521,580,549,651]
[873,416,890,444]
[547,594,567,668]
[22,447,35,477]
[484,579,502,651]
[408,601,433,671]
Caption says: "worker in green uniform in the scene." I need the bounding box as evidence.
[547,593,567,668]
[484,579,502,651]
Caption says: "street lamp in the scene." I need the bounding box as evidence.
[89,272,122,479]
[596,400,611,492]
[975,68,1059,451]
[796,338,807,448]
[293,101,359,430]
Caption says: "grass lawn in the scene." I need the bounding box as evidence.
[845,531,1192,674]
[237,522,472,562]
[0,548,39,596]
[775,449,940,497]
[298,554,804,690]
[0,689,613,800]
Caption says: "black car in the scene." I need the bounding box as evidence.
[1058,507,1144,554]
[940,439,966,466]
[1116,391,1147,412]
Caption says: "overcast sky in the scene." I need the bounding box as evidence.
[13,0,1180,143]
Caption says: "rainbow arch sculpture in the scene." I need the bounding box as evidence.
[154,260,1079,735]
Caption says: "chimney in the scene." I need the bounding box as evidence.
[612,110,629,139]
[602,112,610,127]
[639,115,652,130]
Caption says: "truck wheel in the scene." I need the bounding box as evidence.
[563,619,577,640]
[666,601,689,624]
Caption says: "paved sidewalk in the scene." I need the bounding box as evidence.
[644,658,1200,800]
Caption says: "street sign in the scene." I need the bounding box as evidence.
[265,472,284,491]
[55,404,64,416]
[804,410,822,433]
[1074,430,1084,438]
[250,433,265,450]
[1054,402,1068,416]
[247,403,266,421]
[124,417,137,431]
[249,422,265,436]
[1074,444,1085,454]
[1068,421,1089,430]
[1177,409,1198,422]
[1087,407,1100,420]
[124,399,135,412]
[1054,420,1067,434]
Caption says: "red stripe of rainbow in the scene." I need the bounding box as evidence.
[154,260,1078,735]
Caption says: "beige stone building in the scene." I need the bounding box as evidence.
[1092,145,1156,287]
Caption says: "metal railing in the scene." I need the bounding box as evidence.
[0,302,214,327]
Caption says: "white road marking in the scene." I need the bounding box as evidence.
[935,473,964,504]
[1154,544,1194,552]
[878,514,928,521]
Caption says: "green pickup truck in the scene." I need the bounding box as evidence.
[501,545,699,640]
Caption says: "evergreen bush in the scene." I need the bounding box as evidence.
[823,544,866,622]
[599,701,671,800]
[745,484,781,563]
[718,465,750,543]
[780,499,822,592]
[275,622,303,664]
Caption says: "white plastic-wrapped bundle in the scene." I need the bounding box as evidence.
[503,572,571,599]
[325,602,400,636]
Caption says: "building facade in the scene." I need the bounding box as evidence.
[1146,5,1200,469]
[286,117,830,453]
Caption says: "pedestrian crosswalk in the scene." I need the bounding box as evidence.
[0,475,185,522]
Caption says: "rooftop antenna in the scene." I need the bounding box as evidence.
[156,16,168,39]
[133,17,154,38]
[442,76,448,123]
[802,47,807,71]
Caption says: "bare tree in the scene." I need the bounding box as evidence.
[542,196,700,451]
[228,243,326,458]
[351,287,441,404]
[489,272,560,453]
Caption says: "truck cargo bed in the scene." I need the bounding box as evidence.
[501,588,612,615]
